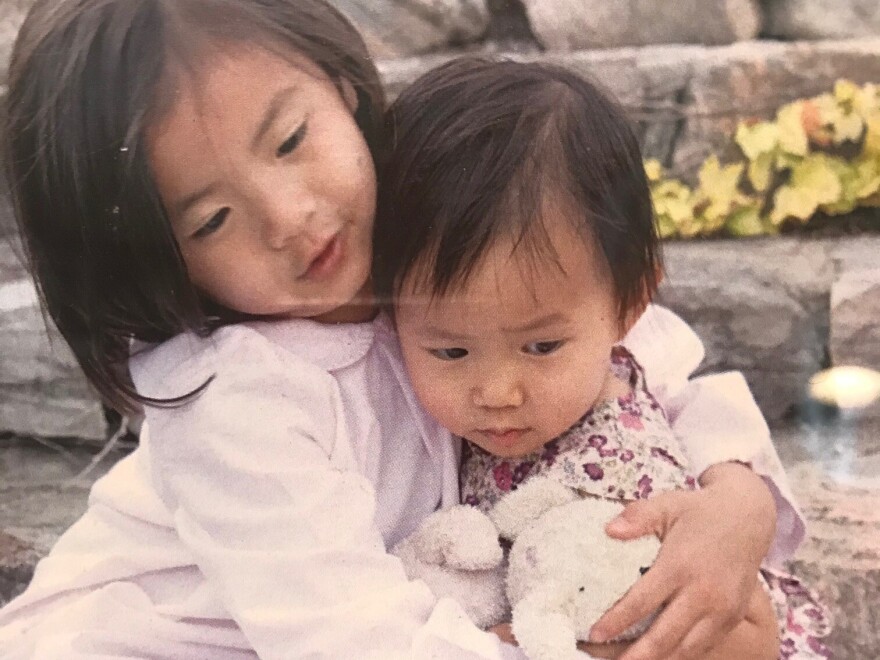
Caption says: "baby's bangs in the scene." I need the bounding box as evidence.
[413,115,593,301]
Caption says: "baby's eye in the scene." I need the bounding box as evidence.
[523,340,565,356]
[428,347,469,361]
[277,122,307,157]
[193,208,230,239]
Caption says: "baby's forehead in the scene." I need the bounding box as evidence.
[398,245,596,330]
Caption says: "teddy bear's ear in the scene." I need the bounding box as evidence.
[489,476,578,541]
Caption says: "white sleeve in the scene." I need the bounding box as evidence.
[137,329,524,660]
[621,305,806,564]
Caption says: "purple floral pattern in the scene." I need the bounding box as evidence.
[460,347,831,659]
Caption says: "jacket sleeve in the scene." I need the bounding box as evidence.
[134,327,525,660]
[621,305,806,565]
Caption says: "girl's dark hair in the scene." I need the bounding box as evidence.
[4,0,385,414]
[373,57,661,326]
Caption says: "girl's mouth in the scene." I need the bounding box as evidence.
[301,233,343,281]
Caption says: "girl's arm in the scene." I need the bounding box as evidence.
[132,327,525,660]
[593,304,797,660]
[583,581,778,660]
[621,304,804,563]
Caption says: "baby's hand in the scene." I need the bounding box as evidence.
[588,463,775,660]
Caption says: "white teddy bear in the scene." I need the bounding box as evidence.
[392,476,660,660]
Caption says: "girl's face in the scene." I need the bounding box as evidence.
[148,45,376,323]
[395,213,630,459]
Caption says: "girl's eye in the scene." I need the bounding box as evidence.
[277,122,307,157]
[193,208,230,239]
[428,347,469,361]
[524,340,565,356]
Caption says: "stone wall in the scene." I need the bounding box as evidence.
[1,1,879,437]
[378,38,880,178]
[3,0,880,81]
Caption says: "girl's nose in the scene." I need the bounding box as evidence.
[259,190,318,251]
[472,376,525,410]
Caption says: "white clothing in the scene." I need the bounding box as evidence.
[0,306,802,658]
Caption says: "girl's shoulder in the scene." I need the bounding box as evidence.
[129,319,376,402]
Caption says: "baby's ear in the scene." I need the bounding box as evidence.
[618,305,644,341]
[619,263,664,340]
[338,77,359,115]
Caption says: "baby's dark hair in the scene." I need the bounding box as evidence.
[4,0,385,414]
[373,57,661,326]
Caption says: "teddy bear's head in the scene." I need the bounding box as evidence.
[506,497,660,645]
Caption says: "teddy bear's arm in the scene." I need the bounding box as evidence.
[391,505,508,629]
[392,504,502,570]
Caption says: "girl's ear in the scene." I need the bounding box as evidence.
[338,77,359,115]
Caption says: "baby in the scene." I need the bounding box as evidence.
[374,57,830,659]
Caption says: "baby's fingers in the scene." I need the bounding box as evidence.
[589,560,677,643]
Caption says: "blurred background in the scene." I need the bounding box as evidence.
[1,1,878,656]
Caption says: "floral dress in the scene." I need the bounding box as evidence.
[460,348,832,659]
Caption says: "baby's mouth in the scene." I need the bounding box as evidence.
[478,428,531,446]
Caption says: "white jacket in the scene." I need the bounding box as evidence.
[0,306,801,659]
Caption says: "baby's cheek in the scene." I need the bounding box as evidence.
[399,352,462,432]
[420,380,466,435]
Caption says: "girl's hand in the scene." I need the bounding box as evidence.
[588,462,776,660]
[489,623,632,658]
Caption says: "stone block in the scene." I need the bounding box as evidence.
[673,38,880,175]
[659,238,835,422]
[785,457,880,660]
[334,0,490,58]
[521,0,761,51]
[379,45,697,163]
[0,0,31,86]
[380,39,880,175]
[0,184,15,239]
[0,531,38,606]
[828,266,880,420]
[830,268,880,370]
[764,0,880,41]
[0,241,106,440]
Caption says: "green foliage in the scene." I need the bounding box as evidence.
[649,80,880,239]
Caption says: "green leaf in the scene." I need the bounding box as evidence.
[748,152,776,192]
[792,155,843,205]
[736,122,779,161]
[771,186,817,224]
[655,213,679,239]
[644,159,663,182]
[696,156,745,225]
[864,114,880,156]
[771,155,844,223]
[726,206,769,236]
[777,102,809,156]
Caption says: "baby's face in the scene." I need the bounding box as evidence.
[395,218,626,458]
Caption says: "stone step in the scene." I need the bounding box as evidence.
[0,434,130,603]
[0,238,106,441]
[378,37,880,178]
[1,422,878,658]
[5,233,877,438]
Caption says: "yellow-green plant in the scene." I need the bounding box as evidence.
[649,80,880,239]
